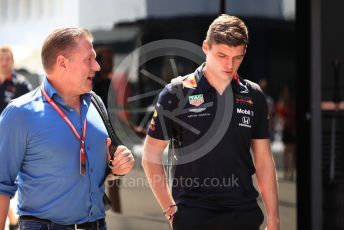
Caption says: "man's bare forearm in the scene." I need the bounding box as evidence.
[142,159,175,210]
[142,137,175,213]
[256,158,280,226]
[0,194,10,229]
[252,139,280,230]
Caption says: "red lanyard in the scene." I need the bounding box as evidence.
[40,85,88,175]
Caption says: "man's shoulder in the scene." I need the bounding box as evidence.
[9,87,41,108]
[166,73,197,92]
[156,73,196,108]
[242,78,261,92]
[238,78,264,98]
[170,73,196,87]
[238,78,267,109]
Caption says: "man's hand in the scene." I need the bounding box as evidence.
[265,217,280,230]
[169,216,174,228]
[106,138,135,176]
[265,223,280,230]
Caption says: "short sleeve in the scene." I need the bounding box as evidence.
[147,85,178,140]
[252,89,270,139]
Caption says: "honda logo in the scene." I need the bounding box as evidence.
[242,116,250,125]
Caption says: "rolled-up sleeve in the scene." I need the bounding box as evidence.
[0,104,26,197]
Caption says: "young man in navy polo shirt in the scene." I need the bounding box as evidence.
[0,46,32,113]
[142,14,279,230]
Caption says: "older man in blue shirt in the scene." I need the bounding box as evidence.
[0,27,135,229]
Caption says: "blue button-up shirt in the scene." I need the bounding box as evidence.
[0,78,108,224]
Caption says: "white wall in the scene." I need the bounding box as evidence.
[0,0,147,73]
[0,0,80,73]
[0,0,79,48]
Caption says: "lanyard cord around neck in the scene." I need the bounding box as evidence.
[40,85,87,149]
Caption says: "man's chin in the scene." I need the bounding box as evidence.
[220,73,233,81]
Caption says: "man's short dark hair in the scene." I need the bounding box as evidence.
[205,14,249,47]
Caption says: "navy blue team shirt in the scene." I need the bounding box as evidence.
[0,72,32,113]
[148,64,270,210]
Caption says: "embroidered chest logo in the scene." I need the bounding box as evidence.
[239,116,251,128]
[188,94,204,106]
[236,108,254,116]
[183,76,197,89]
[239,81,249,94]
[235,95,254,106]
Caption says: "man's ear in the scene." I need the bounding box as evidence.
[243,45,247,55]
[56,55,67,71]
[202,40,209,54]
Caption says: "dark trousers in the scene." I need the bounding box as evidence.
[172,205,264,230]
[19,216,106,230]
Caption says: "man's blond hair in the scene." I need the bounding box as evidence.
[0,45,14,61]
[41,27,93,73]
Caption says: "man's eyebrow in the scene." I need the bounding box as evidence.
[216,52,245,58]
[217,51,227,56]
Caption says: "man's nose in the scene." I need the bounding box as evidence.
[226,58,234,70]
[93,60,101,71]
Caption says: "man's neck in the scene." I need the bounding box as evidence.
[47,78,81,113]
[62,94,81,113]
[0,72,10,84]
[202,69,231,95]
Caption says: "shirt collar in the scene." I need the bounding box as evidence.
[194,63,244,94]
[41,77,92,104]
[1,72,14,83]
[6,73,13,81]
[194,63,212,93]
[231,74,250,95]
[42,77,58,102]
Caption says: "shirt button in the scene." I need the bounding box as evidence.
[90,168,93,173]
[87,146,90,150]
[90,212,93,216]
